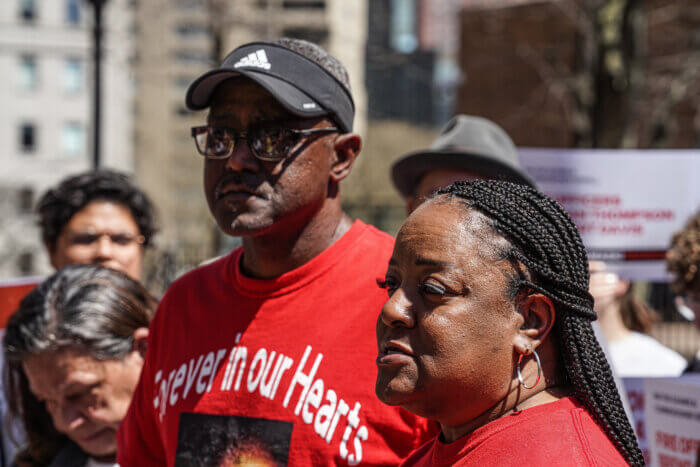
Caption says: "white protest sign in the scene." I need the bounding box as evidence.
[519,149,699,281]
[643,376,700,467]
[623,378,651,464]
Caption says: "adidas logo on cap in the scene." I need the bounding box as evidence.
[233,49,271,70]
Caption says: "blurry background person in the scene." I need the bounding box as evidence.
[0,170,156,465]
[36,170,157,281]
[376,180,643,466]
[391,114,535,214]
[3,265,156,467]
[666,211,700,372]
[588,261,686,377]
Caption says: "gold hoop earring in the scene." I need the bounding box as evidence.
[516,349,541,389]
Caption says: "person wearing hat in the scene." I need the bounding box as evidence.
[117,38,434,466]
[392,114,535,214]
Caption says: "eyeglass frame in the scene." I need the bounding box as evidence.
[191,123,340,162]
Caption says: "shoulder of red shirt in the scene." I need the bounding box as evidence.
[400,396,628,467]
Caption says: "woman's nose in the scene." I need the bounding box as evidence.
[380,289,416,329]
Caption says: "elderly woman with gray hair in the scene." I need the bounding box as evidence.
[3,265,156,467]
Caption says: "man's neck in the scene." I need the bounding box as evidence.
[240,200,353,279]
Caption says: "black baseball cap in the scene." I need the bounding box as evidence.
[186,42,355,133]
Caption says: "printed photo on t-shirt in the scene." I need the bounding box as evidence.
[174,413,293,466]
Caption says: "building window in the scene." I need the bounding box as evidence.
[63,58,83,93]
[390,0,417,53]
[282,1,325,9]
[20,0,37,22]
[66,0,81,25]
[62,123,85,156]
[176,0,201,8]
[18,187,34,213]
[175,23,208,37]
[20,124,36,153]
[18,55,38,90]
[17,252,34,275]
[174,50,211,65]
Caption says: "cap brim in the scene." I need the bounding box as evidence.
[186,69,329,119]
[391,149,537,197]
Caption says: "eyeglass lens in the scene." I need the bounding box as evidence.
[196,126,299,161]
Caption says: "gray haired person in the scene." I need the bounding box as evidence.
[3,265,156,467]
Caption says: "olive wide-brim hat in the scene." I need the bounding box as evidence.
[391,115,536,197]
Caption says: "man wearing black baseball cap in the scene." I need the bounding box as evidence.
[118,38,433,466]
[392,114,536,214]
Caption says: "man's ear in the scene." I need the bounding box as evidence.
[330,133,361,182]
[513,293,556,355]
[132,327,149,358]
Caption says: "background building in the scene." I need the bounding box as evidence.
[456,0,700,148]
[0,0,135,277]
[131,0,218,288]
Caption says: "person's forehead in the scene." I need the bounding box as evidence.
[207,78,291,123]
[397,200,498,264]
[24,349,103,395]
[66,201,138,232]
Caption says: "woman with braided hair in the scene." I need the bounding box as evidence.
[375,179,643,466]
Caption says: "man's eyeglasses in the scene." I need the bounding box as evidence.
[66,231,145,247]
[191,124,339,162]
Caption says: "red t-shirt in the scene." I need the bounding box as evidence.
[401,397,628,467]
[117,220,434,466]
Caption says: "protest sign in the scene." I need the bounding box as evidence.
[0,276,41,328]
[519,149,699,281]
[643,376,700,467]
[623,378,650,464]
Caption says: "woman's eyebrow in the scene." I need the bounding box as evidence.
[414,257,455,268]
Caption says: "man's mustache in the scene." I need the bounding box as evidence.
[217,171,264,189]
[215,172,271,200]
